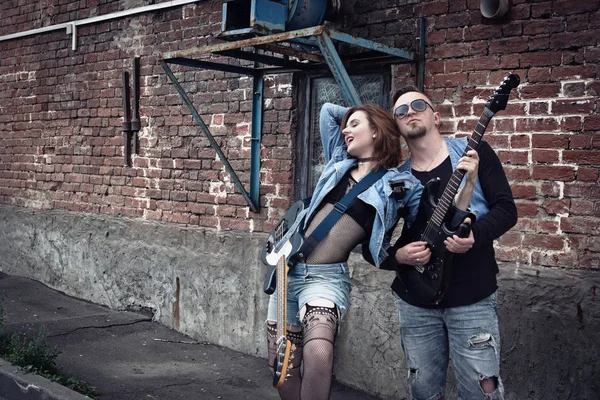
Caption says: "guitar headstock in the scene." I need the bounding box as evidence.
[273,339,295,388]
[486,73,520,114]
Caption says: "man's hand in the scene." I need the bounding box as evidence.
[444,217,475,254]
[457,150,479,185]
[395,241,431,266]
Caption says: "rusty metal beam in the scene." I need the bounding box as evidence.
[214,49,315,70]
[257,43,325,63]
[161,25,326,60]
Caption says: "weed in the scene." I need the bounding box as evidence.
[0,297,99,398]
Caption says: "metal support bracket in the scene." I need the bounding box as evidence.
[160,24,426,212]
[160,60,261,212]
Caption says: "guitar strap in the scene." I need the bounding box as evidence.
[298,168,387,258]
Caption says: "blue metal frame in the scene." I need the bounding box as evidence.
[161,25,425,212]
[160,60,261,212]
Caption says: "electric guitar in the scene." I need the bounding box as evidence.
[261,201,308,388]
[397,73,520,305]
[262,200,308,295]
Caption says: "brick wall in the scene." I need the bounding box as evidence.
[345,0,600,269]
[0,0,295,235]
[1,0,599,269]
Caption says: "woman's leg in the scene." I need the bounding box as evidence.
[299,299,339,400]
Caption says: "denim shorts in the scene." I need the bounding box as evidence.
[395,291,504,400]
[266,262,352,327]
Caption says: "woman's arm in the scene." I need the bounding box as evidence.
[319,103,349,161]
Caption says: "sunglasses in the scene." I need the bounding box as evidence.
[393,99,434,119]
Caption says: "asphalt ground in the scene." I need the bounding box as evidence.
[0,272,380,400]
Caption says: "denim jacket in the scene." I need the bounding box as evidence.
[302,103,423,268]
[397,137,490,219]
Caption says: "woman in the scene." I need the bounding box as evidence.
[266,103,477,400]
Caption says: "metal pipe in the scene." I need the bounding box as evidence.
[131,57,141,155]
[250,74,264,209]
[0,0,202,48]
[418,17,427,91]
[122,71,132,167]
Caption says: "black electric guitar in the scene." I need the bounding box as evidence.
[261,200,308,387]
[397,73,520,305]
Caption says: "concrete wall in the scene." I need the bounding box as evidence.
[1,204,599,399]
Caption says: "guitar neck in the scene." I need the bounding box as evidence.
[424,107,495,232]
[276,256,288,339]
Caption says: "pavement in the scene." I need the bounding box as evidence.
[0,272,380,400]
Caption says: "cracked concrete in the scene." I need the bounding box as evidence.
[0,273,380,400]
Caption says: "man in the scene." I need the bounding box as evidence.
[375,86,517,400]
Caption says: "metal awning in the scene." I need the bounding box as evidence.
[160,22,426,212]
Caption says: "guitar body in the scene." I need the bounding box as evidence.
[396,73,520,306]
[398,178,474,305]
[261,200,308,295]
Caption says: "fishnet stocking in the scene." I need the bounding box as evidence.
[300,304,339,400]
[267,322,303,400]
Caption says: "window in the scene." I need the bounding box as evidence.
[295,71,390,199]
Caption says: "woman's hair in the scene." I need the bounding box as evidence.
[341,104,403,169]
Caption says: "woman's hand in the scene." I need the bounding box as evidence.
[395,241,431,266]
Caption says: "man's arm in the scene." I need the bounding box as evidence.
[319,103,349,161]
[470,141,518,248]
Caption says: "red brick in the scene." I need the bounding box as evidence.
[421,0,448,15]
[521,83,560,99]
[516,118,559,132]
[553,0,599,15]
[551,65,598,80]
[532,165,575,181]
[523,234,566,251]
[504,166,531,181]
[570,134,593,149]
[561,216,600,235]
[564,182,600,199]
[583,116,600,131]
[495,247,530,263]
[570,199,597,216]
[531,250,578,268]
[520,52,563,67]
[540,181,561,197]
[489,37,529,54]
[532,149,559,163]
[516,201,539,217]
[510,134,530,148]
[511,184,537,199]
[579,253,600,269]
[561,116,583,132]
[543,199,570,215]
[563,150,600,165]
[577,167,599,182]
[532,133,570,149]
[531,2,553,19]
[522,18,564,35]
[431,43,471,59]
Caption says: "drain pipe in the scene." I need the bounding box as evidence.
[0,0,202,51]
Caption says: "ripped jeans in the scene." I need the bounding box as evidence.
[395,291,504,400]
